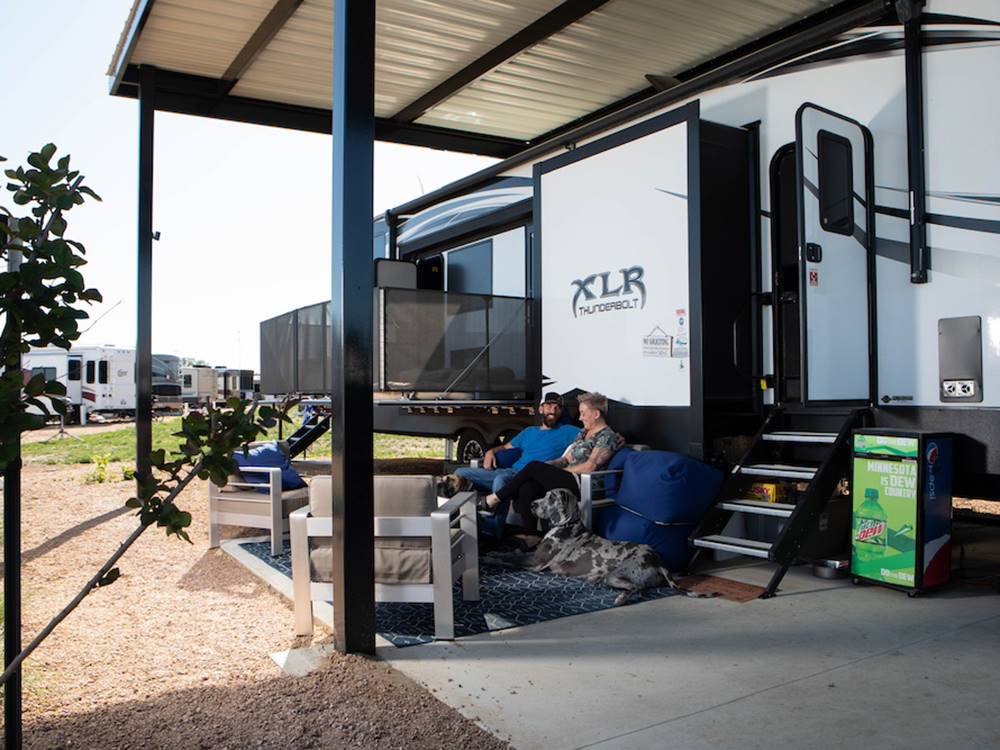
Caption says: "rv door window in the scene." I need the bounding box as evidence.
[817,130,854,236]
[85,361,95,384]
[98,360,109,384]
[68,359,81,381]
[183,374,192,387]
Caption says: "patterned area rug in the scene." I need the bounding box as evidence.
[239,541,681,647]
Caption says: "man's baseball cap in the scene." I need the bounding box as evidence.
[540,392,564,407]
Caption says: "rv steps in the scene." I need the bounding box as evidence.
[689,405,869,598]
[761,431,837,444]
[692,535,772,559]
[718,500,796,518]
[286,414,331,458]
[740,463,817,480]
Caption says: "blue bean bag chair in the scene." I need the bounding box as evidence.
[594,450,722,571]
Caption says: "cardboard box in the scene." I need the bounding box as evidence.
[746,482,784,503]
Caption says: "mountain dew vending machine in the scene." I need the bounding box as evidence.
[851,430,953,595]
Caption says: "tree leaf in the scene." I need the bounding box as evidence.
[97,568,121,587]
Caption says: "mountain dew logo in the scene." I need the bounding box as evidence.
[856,518,887,543]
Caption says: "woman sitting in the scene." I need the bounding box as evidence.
[483,392,618,525]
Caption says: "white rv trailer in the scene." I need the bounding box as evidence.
[215,368,255,401]
[181,366,218,405]
[78,346,136,417]
[375,0,1000,497]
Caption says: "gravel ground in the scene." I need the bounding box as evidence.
[5,463,508,749]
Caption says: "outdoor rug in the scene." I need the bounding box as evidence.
[239,541,682,647]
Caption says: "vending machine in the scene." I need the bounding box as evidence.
[851,430,953,595]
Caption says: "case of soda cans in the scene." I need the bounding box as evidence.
[851,429,954,595]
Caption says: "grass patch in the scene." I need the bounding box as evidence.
[21,418,447,465]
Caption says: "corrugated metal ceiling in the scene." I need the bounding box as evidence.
[110,0,847,143]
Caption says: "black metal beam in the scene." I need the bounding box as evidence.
[221,0,304,91]
[900,0,929,283]
[391,0,611,123]
[136,65,155,482]
[330,0,375,656]
[4,219,23,750]
[114,66,524,158]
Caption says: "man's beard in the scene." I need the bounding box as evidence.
[542,413,559,427]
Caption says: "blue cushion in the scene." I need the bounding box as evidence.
[599,446,633,497]
[233,442,306,491]
[595,506,695,572]
[494,447,522,469]
[613,450,722,525]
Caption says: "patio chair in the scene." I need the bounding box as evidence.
[290,474,479,640]
[208,443,310,555]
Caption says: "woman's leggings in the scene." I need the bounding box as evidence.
[494,461,579,519]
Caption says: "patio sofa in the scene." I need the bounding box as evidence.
[290,474,479,640]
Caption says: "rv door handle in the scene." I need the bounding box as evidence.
[805,243,823,263]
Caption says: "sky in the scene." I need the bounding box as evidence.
[3,1,498,371]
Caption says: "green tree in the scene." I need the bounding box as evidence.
[1,145,292,684]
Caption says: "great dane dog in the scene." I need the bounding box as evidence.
[485,488,708,605]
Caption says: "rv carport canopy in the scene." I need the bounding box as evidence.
[107,0,880,157]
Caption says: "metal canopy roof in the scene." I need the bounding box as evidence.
[108,0,880,156]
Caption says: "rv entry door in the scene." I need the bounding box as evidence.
[795,103,874,403]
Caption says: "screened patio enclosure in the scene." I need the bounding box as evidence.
[103,0,897,655]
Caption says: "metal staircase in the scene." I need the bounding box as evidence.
[689,405,870,597]
[285,413,331,458]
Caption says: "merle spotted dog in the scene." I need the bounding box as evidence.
[485,488,708,605]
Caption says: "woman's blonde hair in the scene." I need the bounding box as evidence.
[577,392,608,418]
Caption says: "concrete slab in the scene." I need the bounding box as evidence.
[381,524,1000,749]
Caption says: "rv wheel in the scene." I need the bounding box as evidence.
[456,429,487,464]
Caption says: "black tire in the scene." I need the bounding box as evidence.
[456,429,487,464]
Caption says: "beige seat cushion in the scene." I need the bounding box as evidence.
[307,474,457,584]
[309,529,462,585]
[215,486,310,518]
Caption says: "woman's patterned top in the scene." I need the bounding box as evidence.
[565,425,618,468]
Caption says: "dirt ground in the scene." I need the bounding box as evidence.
[4,464,508,749]
[20,422,137,444]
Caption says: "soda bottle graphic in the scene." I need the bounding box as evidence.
[855,487,888,562]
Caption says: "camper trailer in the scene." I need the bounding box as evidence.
[259,2,999,493]
[22,347,85,423]
[181,366,218,406]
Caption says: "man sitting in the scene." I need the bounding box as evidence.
[455,392,579,505]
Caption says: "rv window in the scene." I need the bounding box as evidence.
[98,360,109,384]
[183,374,192,388]
[817,130,854,236]
[85,361,95,384]
[31,367,57,382]
[68,359,81,381]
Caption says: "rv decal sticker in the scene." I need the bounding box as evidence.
[571,266,646,317]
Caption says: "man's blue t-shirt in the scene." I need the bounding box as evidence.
[508,424,579,471]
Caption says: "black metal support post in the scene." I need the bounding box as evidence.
[330,0,375,655]
[4,230,23,749]
[384,210,398,260]
[900,0,928,283]
[136,65,156,479]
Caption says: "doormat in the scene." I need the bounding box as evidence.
[239,541,682,647]
[677,574,766,603]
